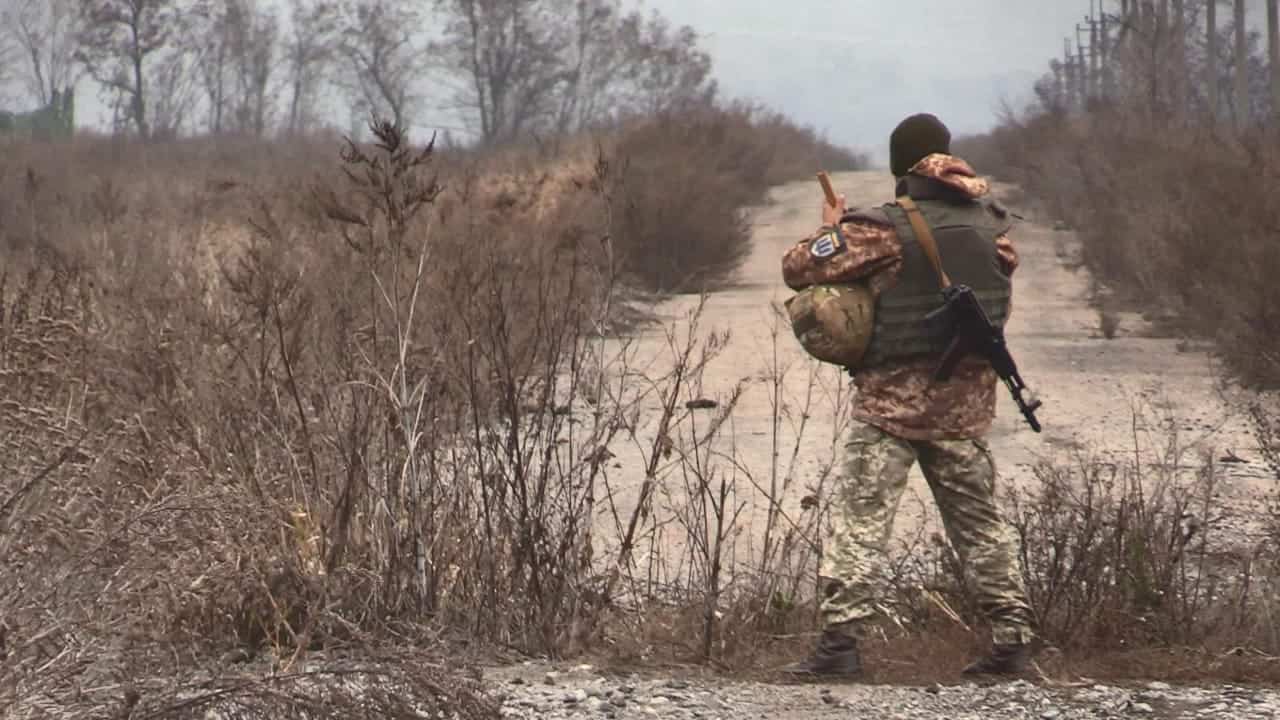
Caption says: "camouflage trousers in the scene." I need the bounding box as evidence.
[819,421,1036,646]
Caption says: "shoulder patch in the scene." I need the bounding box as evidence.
[808,230,846,261]
[839,207,894,227]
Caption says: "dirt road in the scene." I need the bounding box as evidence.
[493,170,1276,719]
[597,169,1264,568]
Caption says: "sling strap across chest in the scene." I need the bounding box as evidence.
[896,194,950,291]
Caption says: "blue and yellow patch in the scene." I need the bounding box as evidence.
[809,231,845,260]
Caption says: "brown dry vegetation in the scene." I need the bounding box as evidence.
[0,104,866,716]
[8,34,1280,718]
[945,0,1280,685]
[958,112,1280,391]
[731,437,1280,686]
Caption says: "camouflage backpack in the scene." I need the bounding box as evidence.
[781,223,877,367]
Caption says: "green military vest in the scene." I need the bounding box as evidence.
[858,176,1014,368]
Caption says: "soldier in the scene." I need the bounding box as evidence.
[781,113,1039,678]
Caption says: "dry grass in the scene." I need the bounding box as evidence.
[960,108,1280,389]
[0,104,866,714]
[5,89,1280,717]
[947,59,1280,683]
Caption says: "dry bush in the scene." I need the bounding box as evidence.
[954,84,1280,663]
[1009,457,1270,654]
[851,426,1280,683]
[0,102,867,712]
[965,108,1280,389]
[583,302,855,668]
[1253,402,1280,482]
[607,102,867,293]
[962,111,1280,647]
[9,98,1280,703]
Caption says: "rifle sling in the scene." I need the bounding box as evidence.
[896,195,951,290]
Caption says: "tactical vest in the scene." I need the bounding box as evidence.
[859,178,1013,368]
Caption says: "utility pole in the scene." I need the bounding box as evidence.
[1123,0,1142,97]
[1270,0,1280,122]
[1157,0,1169,113]
[1119,0,1138,51]
[1051,59,1065,109]
[1090,5,1102,101]
[1063,39,1074,111]
[1236,0,1249,129]
[1101,3,1114,100]
[1208,0,1219,124]
[1077,22,1093,106]
[1173,0,1186,117]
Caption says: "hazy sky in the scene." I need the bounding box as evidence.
[52,0,1119,162]
[641,0,1097,162]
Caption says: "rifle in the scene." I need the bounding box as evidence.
[898,195,1043,433]
[817,171,840,207]
[925,286,1043,432]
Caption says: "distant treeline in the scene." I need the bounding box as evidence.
[958,0,1280,389]
[0,0,728,144]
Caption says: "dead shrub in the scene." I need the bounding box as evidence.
[876,407,1280,681]
[6,103,1280,698]
[0,102,866,712]
[948,95,1280,677]
[607,102,867,293]
[967,109,1280,388]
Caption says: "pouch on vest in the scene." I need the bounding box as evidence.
[784,283,875,367]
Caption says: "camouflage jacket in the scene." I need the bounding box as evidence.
[788,153,1019,441]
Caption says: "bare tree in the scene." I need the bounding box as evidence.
[193,0,278,136]
[551,1,712,133]
[1208,0,1219,123]
[230,1,278,135]
[1270,0,1279,120]
[337,0,425,131]
[436,0,569,143]
[194,0,234,132]
[1,0,83,106]
[436,0,713,144]
[77,0,193,138]
[147,44,202,136]
[0,11,15,100]
[1172,0,1186,115]
[551,0,620,135]
[1234,0,1248,128]
[611,10,715,116]
[550,5,713,125]
[284,0,340,134]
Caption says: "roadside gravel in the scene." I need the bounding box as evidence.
[485,662,1280,720]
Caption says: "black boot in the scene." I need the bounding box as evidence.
[782,629,863,678]
[961,641,1039,676]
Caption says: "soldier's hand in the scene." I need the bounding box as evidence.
[823,193,847,226]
